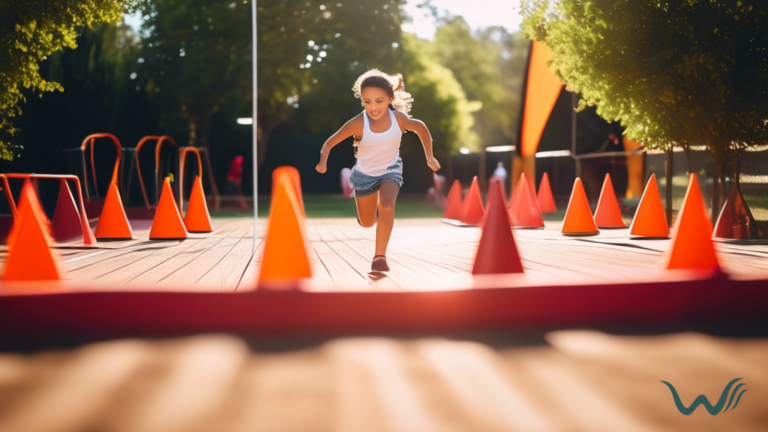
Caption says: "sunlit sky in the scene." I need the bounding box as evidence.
[124,1,523,38]
[403,0,523,39]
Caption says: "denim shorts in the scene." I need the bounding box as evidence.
[349,157,404,197]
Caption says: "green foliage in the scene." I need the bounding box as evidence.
[432,18,528,148]
[400,33,479,155]
[520,0,768,160]
[137,0,407,164]
[0,0,137,160]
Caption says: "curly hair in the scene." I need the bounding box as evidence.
[352,69,413,114]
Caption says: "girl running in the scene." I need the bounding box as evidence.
[316,69,441,272]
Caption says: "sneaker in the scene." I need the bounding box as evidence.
[371,255,389,272]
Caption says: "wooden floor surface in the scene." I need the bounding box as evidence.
[0,331,765,431]
[3,217,768,291]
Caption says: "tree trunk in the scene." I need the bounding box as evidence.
[665,149,674,227]
[683,144,692,175]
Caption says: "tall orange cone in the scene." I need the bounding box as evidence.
[666,174,720,272]
[184,175,213,233]
[258,177,312,283]
[51,179,84,242]
[537,172,557,213]
[3,181,62,281]
[713,184,759,240]
[509,174,544,228]
[561,178,599,235]
[95,183,134,240]
[150,177,188,240]
[273,166,305,218]
[459,176,485,225]
[443,180,463,220]
[472,180,524,275]
[594,174,627,228]
[629,174,669,238]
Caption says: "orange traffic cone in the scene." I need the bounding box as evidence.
[594,174,626,229]
[258,177,312,284]
[509,174,525,215]
[184,175,213,233]
[509,174,544,228]
[472,180,524,275]
[713,184,760,240]
[51,179,84,242]
[459,176,485,226]
[7,179,50,248]
[666,174,721,272]
[537,172,557,213]
[561,178,599,235]
[3,181,62,281]
[95,183,133,240]
[629,174,669,238]
[149,178,188,240]
[443,180,463,220]
[273,166,305,218]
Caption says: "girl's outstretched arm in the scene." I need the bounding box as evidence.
[316,116,361,174]
[398,113,441,172]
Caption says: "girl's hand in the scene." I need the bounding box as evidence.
[316,162,327,174]
[427,157,441,172]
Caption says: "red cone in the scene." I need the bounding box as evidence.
[713,183,759,240]
[443,180,463,220]
[459,176,485,226]
[472,180,524,275]
[537,172,557,213]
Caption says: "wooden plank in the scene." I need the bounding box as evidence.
[125,237,226,288]
[197,239,258,291]
[311,242,368,290]
[85,240,207,285]
[157,237,241,288]
[325,240,400,290]
[235,240,264,291]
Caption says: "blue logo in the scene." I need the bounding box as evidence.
[661,378,748,415]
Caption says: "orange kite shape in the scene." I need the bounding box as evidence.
[520,41,564,157]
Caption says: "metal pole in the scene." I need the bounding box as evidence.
[571,92,579,179]
[252,0,258,252]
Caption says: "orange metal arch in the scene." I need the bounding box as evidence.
[178,147,204,212]
[79,133,123,199]
[0,173,95,245]
[134,135,178,209]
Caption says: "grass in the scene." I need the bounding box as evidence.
[212,194,445,218]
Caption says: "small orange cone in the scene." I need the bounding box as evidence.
[273,166,305,218]
[95,183,134,240]
[184,175,213,233]
[472,180,524,275]
[443,180,463,220]
[258,177,312,283]
[629,174,669,238]
[666,174,720,272]
[713,184,759,240]
[537,172,557,213]
[509,174,525,215]
[51,179,84,242]
[561,178,599,235]
[3,181,62,281]
[149,178,188,240]
[509,174,544,228]
[594,174,627,229]
[459,176,485,225]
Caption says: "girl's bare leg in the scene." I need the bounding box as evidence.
[355,192,379,227]
[375,180,400,256]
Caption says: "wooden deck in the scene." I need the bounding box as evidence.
[0,331,766,431]
[16,216,768,291]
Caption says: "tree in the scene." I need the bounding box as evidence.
[137,0,407,169]
[521,0,768,218]
[399,33,479,156]
[0,0,138,160]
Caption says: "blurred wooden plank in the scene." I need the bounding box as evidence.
[126,238,225,287]
[158,237,241,287]
[198,239,258,291]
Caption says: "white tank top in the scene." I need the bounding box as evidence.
[355,109,402,176]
